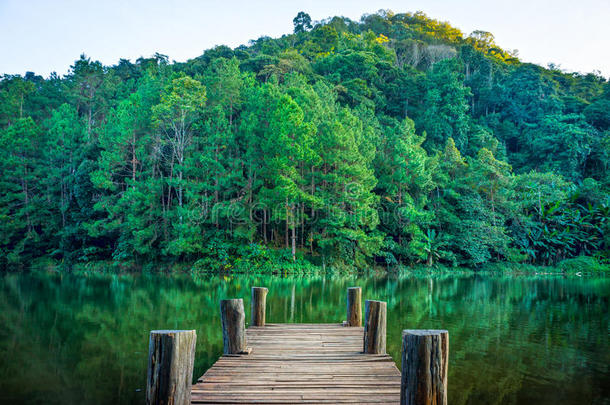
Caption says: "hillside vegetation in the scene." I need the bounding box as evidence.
[1,10,608,271]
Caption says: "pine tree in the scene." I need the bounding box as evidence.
[375,117,434,263]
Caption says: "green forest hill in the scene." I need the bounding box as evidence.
[1,11,608,271]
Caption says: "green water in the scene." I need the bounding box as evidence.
[0,271,608,405]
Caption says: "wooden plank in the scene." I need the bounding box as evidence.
[191,323,401,403]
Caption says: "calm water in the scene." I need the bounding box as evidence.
[0,271,608,404]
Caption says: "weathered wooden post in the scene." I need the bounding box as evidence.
[251,287,268,326]
[400,329,449,405]
[363,300,386,354]
[220,298,247,354]
[346,287,362,326]
[146,329,197,405]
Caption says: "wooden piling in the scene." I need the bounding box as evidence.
[220,298,247,354]
[251,287,268,326]
[146,329,196,405]
[363,300,386,354]
[400,329,449,405]
[346,287,362,326]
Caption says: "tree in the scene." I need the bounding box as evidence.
[458,148,512,264]
[375,117,433,263]
[68,55,108,137]
[293,12,313,34]
[203,57,244,126]
[311,86,381,266]
[89,92,156,260]
[520,114,597,181]
[0,118,44,264]
[43,104,87,258]
[0,75,35,127]
[420,59,471,151]
[152,76,206,214]
[261,94,315,260]
[584,99,610,130]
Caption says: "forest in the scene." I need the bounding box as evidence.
[0,10,608,271]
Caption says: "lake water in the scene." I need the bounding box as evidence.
[0,271,608,404]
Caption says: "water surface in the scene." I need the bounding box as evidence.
[0,271,608,404]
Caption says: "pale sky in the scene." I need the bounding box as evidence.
[0,0,608,78]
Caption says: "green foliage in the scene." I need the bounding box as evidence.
[556,256,609,274]
[0,10,608,270]
[293,11,312,34]
[420,59,471,150]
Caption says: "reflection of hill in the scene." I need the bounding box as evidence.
[0,272,607,404]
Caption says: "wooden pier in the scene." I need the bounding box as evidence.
[145,287,449,405]
[191,323,401,404]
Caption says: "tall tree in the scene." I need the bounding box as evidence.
[375,117,434,263]
[152,76,206,215]
[0,118,44,264]
[293,12,313,33]
[420,59,471,151]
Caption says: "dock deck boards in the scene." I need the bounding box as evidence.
[191,323,401,404]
